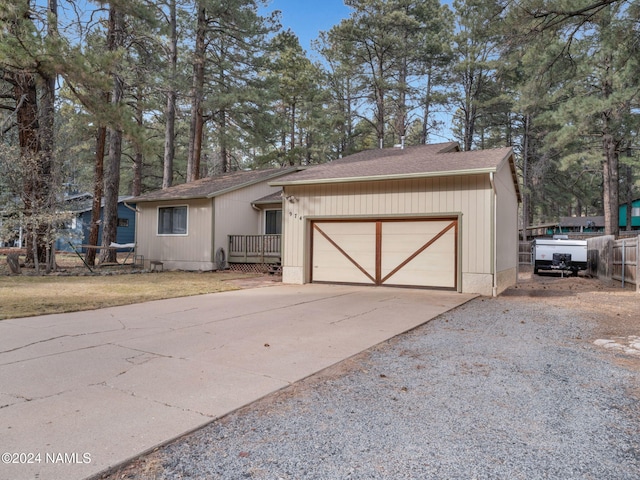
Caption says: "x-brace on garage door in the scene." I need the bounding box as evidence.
[311,218,458,289]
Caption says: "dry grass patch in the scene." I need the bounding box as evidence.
[0,271,262,320]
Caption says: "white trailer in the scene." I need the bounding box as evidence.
[532,237,588,276]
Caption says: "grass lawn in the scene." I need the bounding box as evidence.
[0,252,265,320]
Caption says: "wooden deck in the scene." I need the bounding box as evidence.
[228,235,281,264]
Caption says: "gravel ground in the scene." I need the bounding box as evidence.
[99,273,640,480]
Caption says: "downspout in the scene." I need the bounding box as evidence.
[489,172,498,297]
[211,198,216,265]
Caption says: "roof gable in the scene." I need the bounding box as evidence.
[132,168,299,202]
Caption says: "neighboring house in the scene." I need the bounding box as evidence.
[620,198,640,230]
[271,142,521,297]
[132,167,299,271]
[558,216,605,234]
[55,196,137,252]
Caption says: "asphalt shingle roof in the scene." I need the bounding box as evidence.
[559,216,605,228]
[252,191,283,204]
[270,143,514,185]
[132,168,297,202]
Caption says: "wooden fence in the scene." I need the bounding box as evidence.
[519,241,532,265]
[586,235,615,279]
[586,234,639,292]
[612,237,640,292]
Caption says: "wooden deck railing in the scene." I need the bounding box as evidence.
[228,234,281,264]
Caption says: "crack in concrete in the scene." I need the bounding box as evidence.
[125,352,162,366]
[0,324,127,356]
[102,383,216,419]
[0,388,72,403]
[110,344,176,360]
[192,291,359,329]
[0,342,171,368]
[330,307,381,325]
[0,343,109,367]
[0,392,32,408]
[209,362,293,386]
[0,334,70,355]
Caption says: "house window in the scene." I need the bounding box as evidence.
[117,218,129,227]
[632,207,640,217]
[158,206,187,235]
[265,210,282,235]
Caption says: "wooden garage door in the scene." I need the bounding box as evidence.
[311,218,457,288]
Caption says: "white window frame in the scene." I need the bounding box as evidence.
[157,205,189,236]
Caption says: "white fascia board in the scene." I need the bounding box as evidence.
[270,168,497,187]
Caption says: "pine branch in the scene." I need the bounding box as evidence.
[526,0,621,32]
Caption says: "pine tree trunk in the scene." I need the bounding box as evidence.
[132,87,143,196]
[421,70,432,145]
[187,3,206,183]
[522,114,531,241]
[39,72,55,272]
[38,0,57,273]
[162,0,177,188]
[396,58,408,144]
[625,164,633,231]
[85,126,106,266]
[14,73,43,266]
[375,79,385,148]
[100,7,125,264]
[163,91,176,187]
[345,78,353,155]
[220,109,231,173]
[289,101,296,165]
[601,57,619,237]
[602,134,619,237]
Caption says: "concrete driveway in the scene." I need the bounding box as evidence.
[0,283,475,480]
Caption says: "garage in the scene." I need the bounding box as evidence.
[271,142,520,296]
[311,218,457,288]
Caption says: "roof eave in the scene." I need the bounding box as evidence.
[134,168,302,203]
[271,168,499,187]
[252,199,283,206]
[207,167,301,199]
[134,194,204,203]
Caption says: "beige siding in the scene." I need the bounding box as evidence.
[213,183,284,254]
[136,198,214,270]
[136,183,283,271]
[282,175,493,285]
[494,161,519,274]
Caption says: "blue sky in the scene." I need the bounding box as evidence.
[262,0,352,53]
[260,0,455,142]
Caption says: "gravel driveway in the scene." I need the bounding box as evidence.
[99,273,640,480]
